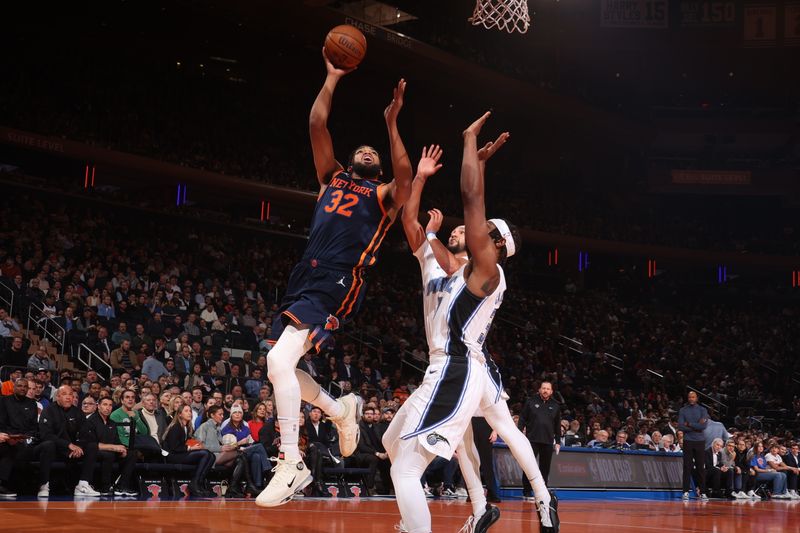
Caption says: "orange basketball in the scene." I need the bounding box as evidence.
[324,24,367,70]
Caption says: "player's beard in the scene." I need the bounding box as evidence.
[351,161,382,179]
[447,241,466,254]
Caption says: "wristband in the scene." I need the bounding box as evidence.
[426,232,437,242]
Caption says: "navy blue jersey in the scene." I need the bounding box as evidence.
[302,170,391,271]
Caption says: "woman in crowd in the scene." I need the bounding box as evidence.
[749,440,790,498]
[222,404,270,493]
[248,402,269,442]
[161,404,215,497]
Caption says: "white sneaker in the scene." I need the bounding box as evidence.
[74,482,101,497]
[747,490,758,499]
[734,491,748,499]
[442,488,458,498]
[538,498,558,529]
[37,483,49,499]
[423,485,434,498]
[455,487,468,498]
[682,491,690,500]
[789,490,800,500]
[255,457,312,507]
[330,393,363,457]
[773,493,791,499]
[699,493,709,501]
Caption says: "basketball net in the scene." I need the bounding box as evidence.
[469,0,531,34]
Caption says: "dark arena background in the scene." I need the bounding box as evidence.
[1,0,799,531]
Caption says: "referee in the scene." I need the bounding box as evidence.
[518,381,561,497]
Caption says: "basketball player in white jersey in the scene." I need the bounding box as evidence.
[391,139,559,532]
[383,111,552,533]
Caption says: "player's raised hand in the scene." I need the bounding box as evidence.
[426,209,444,234]
[477,132,510,161]
[384,79,406,124]
[322,47,356,77]
[416,144,443,179]
[463,111,491,138]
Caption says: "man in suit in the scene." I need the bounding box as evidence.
[704,438,732,498]
[336,354,362,388]
[350,406,389,495]
[90,326,114,380]
[298,353,322,383]
[214,350,234,377]
[304,406,335,495]
[784,442,800,497]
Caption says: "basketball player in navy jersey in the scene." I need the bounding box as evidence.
[390,139,558,532]
[256,48,413,507]
[381,111,519,533]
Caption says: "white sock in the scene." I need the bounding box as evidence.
[484,401,550,506]
[267,324,312,462]
[456,424,487,517]
[295,369,342,419]
[389,436,435,533]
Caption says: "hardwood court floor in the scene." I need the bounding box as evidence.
[5,497,800,532]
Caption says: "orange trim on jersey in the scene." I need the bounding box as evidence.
[335,215,390,317]
[341,215,394,318]
[376,183,388,218]
[266,339,277,346]
[318,169,346,201]
[308,329,318,342]
[282,310,302,325]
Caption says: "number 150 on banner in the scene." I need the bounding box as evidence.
[601,0,670,28]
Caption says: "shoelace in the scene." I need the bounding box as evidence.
[538,501,553,527]
[457,516,475,533]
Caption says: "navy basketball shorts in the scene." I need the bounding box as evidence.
[268,260,368,352]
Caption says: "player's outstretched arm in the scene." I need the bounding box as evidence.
[309,48,351,189]
[425,209,464,276]
[401,144,443,252]
[461,112,509,297]
[381,79,413,215]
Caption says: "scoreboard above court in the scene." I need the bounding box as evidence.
[597,0,800,47]
[678,0,737,27]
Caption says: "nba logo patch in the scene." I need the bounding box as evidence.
[325,314,340,331]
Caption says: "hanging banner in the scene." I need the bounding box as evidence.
[743,4,777,47]
[600,0,670,28]
[679,0,737,27]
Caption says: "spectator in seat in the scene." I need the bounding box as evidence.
[221,404,268,493]
[0,309,21,338]
[39,385,101,496]
[248,402,269,443]
[2,337,28,369]
[27,345,54,371]
[111,322,131,346]
[215,350,234,377]
[630,433,649,450]
[161,404,215,497]
[0,378,56,497]
[82,397,137,496]
[765,442,799,499]
[110,339,138,373]
[350,406,388,496]
[661,434,680,453]
[111,389,160,457]
[142,350,169,381]
[137,392,169,449]
[245,368,264,398]
[750,441,790,499]
[81,396,97,417]
[609,430,630,450]
[130,324,153,353]
[304,406,336,495]
[588,430,610,448]
[705,438,733,498]
[722,440,747,498]
[783,442,800,498]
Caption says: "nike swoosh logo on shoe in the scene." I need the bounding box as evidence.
[287,476,296,488]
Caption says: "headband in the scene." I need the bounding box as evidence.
[488,218,516,258]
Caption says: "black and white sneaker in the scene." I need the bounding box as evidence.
[538,495,560,533]
[473,504,500,533]
[0,484,17,499]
